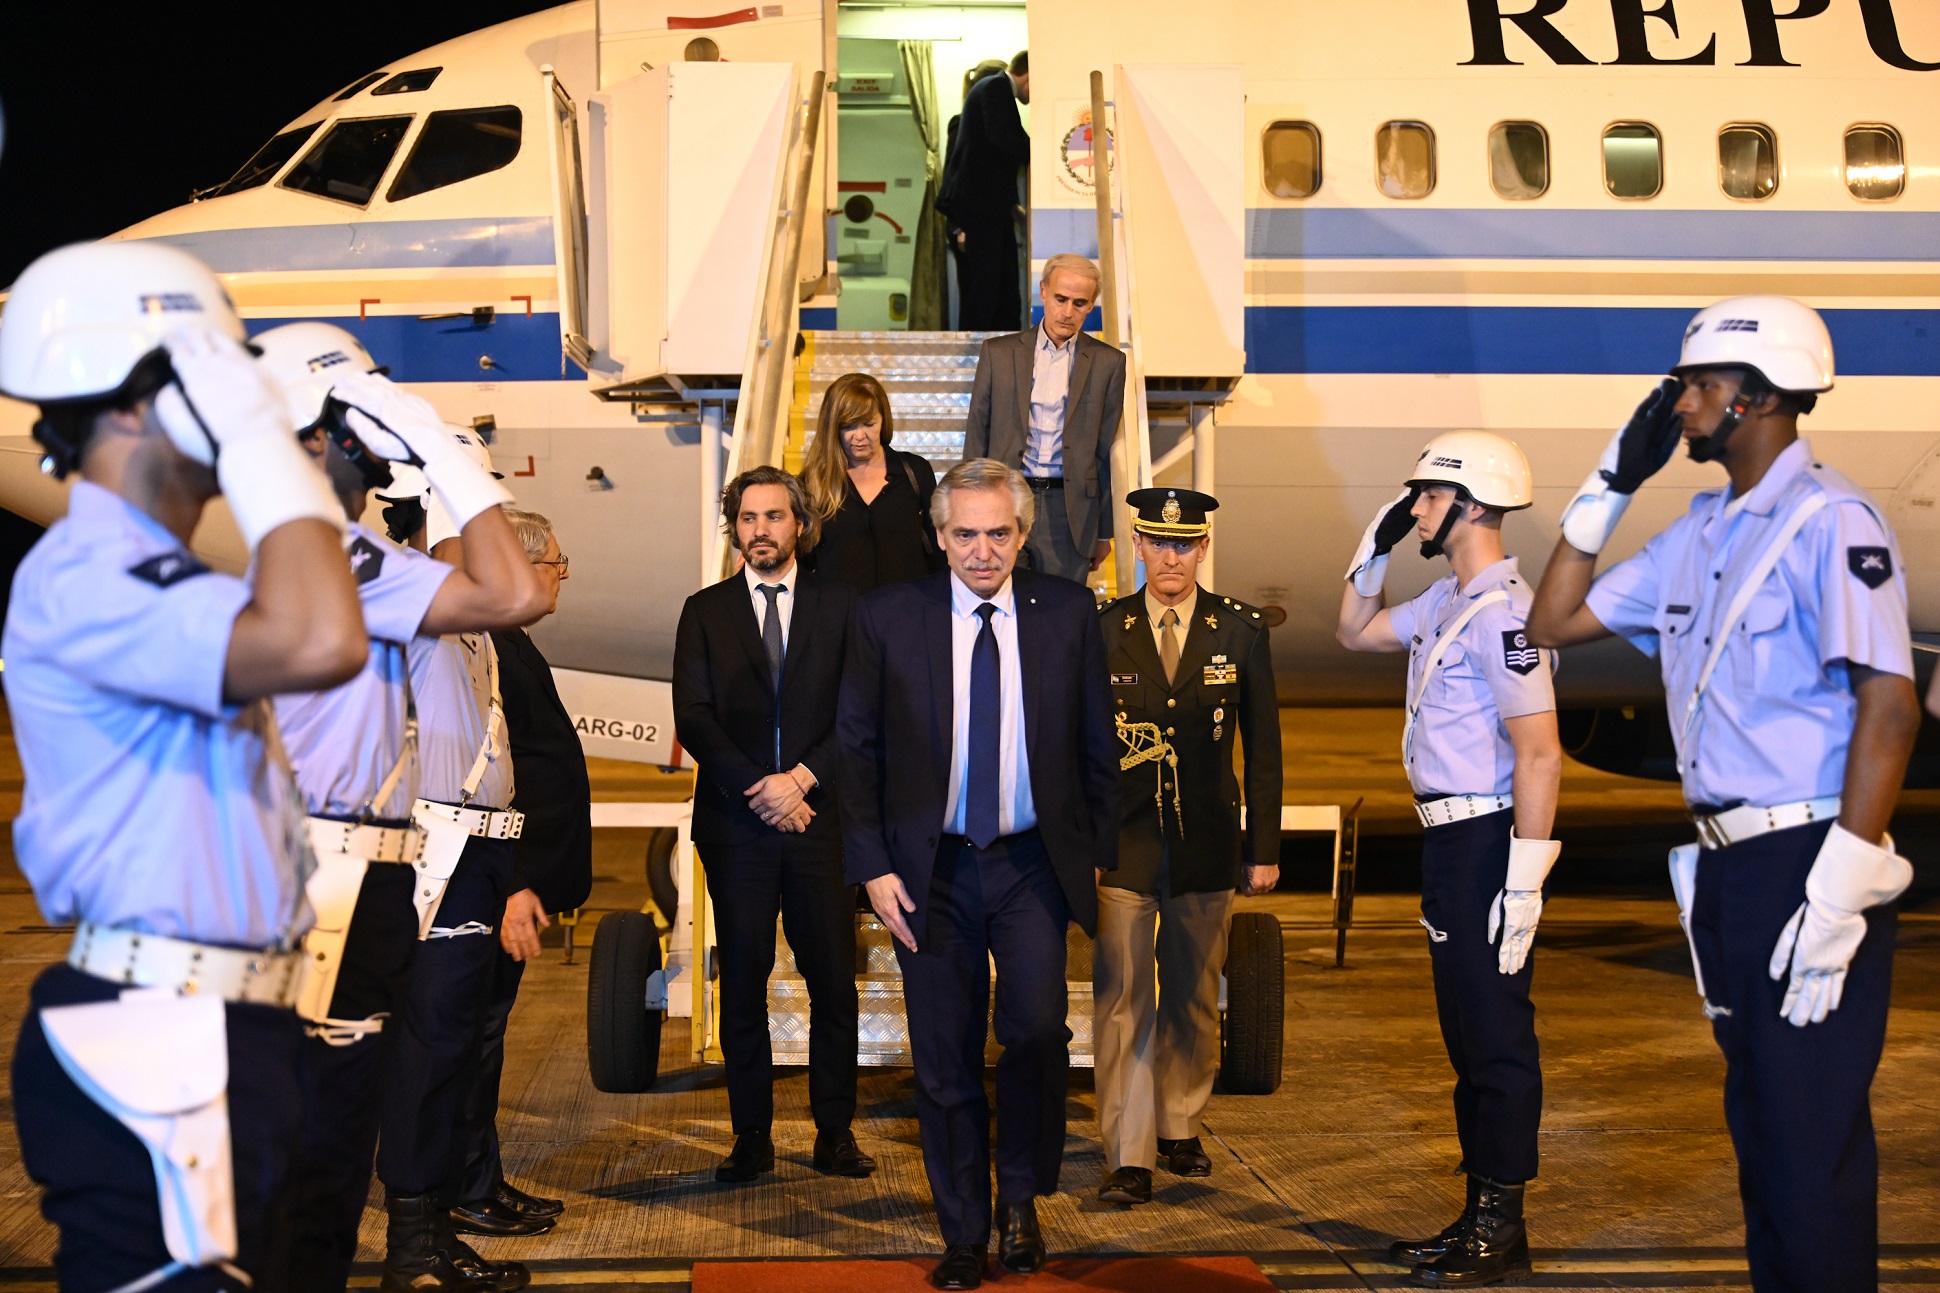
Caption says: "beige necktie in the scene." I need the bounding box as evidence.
[1160,608,1180,687]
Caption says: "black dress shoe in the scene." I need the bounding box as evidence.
[496,1178,564,1219]
[1157,1136,1212,1177]
[714,1132,775,1183]
[812,1130,877,1178]
[996,1199,1046,1275]
[1097,1166,1152,1205]
[447,1195,556,1238]
[929,1243,986,1290]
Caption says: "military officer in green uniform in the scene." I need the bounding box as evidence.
[1092,487,1281,1206]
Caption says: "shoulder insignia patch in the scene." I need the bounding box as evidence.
[1848,546,1892,590]
[1502,629,1541,676]
[127,551,210,589]
[347,536,386,585]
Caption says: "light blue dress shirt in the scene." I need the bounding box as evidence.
[1023,325,1075,478]
[408,630,513,810]
[943,573,1036,836]
[4,481,310,948]
[1388,556,1555,799]
[276,525,452,823]
[1586,439,1913,810]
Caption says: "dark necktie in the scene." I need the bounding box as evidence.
[759,583,786,767]
[967,602,1001,849]
[1160,607,1181,686]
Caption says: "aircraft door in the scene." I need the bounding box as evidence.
[544,65,595,371]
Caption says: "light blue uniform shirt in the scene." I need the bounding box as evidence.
[1388,556,1556,799]
[408,630,513,810]
[1586,439,1912,811]
[942,573,1036,835]
[275,526,452,823]
[4,482,310,948]
[1023,325,1074,478]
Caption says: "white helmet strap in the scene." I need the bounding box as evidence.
[1419,487,1469,559]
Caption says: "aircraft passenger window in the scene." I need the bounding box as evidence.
[372,68,443,96]
[1261,121,1321,199]
[334,73,386,102]
[1375,122,1435,200]
[1602,123,1662,200]
[281,116,414,207]
[211,124,319,197]
[1488,121,1548,200]
[1844,125,1905,201]
[1719,124,1778,201]
[388,107,523,202]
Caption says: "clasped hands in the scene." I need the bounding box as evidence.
[746,765,816,832]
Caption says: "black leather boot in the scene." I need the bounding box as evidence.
[1387,1174,1480,1266]
[381,1193,530,1292]
[1408,1178,1531,1288]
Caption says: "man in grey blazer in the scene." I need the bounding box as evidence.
[962,254,1128,583]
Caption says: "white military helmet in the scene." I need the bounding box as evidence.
[1405,430,1534,511]
[253,321,379,431]
[0,240,244,403]
[1672,295,1833,394]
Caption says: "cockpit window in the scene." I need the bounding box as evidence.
[334,73,386,102]
[281,116,414,207]
[372,68,443,96]
[387,107,523,202]
[210,123,320,197]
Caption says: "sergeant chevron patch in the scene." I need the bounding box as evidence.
[1502,629,1540,676]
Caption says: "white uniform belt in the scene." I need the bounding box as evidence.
[306,816,423,864]
[1415,794,1514,829]
[414,798,524,840]
[1693,797,1840,851]
[67,923,302,1008]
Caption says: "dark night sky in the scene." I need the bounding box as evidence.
[0,3,565,285]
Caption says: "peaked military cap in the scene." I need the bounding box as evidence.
[1127,487,1218,539]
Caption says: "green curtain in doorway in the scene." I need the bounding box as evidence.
[898,39,947,331]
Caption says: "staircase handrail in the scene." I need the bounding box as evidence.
[713,70,827,582]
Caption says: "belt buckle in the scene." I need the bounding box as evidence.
[1695,813,1728,851]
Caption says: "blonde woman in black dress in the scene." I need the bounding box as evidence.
[801,372,945,593]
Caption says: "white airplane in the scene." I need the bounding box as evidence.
[1,0,1936,783]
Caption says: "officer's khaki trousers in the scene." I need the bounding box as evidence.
[1092,884,1234,1170]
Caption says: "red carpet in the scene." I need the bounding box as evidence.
[692,1255,1276,1292]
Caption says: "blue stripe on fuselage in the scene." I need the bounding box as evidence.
[243,313,579,383]
[133,216,555,272]
[1032,206,1940,263]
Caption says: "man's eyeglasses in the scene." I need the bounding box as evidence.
[533,555,570,573]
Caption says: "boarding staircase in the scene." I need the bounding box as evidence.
[788,331,998,474]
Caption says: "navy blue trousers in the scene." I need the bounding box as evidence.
[379,834,515,1197]
[895,831,1070,1248]
[455,947,524,1204]
[276,864,419,1293]
[12,964,303,1293]
[1420,808,1542,1184]
[1691,819,1894,1293]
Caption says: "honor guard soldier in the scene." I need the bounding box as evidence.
[1529,297,1919,1293]
[1092,488,1280,1206]
[0,242,368,1290]
[253,324,547,1293]
[1338,432,1563,1288]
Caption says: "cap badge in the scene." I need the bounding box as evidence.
[1162,497,1182,524]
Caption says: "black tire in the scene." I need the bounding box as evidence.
[644,828,679,929]
[1219,911,1285,1095]
[587,910,664,1093]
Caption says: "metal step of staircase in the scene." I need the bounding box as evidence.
[802,330,998,470]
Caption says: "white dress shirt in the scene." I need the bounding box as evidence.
[744,558,797,650]
[943,572,1036,836]
[1024,325,1075,478]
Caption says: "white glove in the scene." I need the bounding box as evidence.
[1560,379,1682,555]
[153,329,344,549]
[1768,823,1910,1027]
[328,371,509,533]
[1344,487,1419,597]
[1488,833,1560,975]
[1667,843,1709,1005]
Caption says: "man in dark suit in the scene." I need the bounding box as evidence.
[838,458,1119,1291]
[450,508,590,1239]
[673,465,871,1184]
[937,50,1030,331]
[962,254,1127,584]
[1092,489,1281,1207]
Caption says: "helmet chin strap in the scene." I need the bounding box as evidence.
[1687,393,1751,464]
[320,398,396,490]
[1419,497,1465,560]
